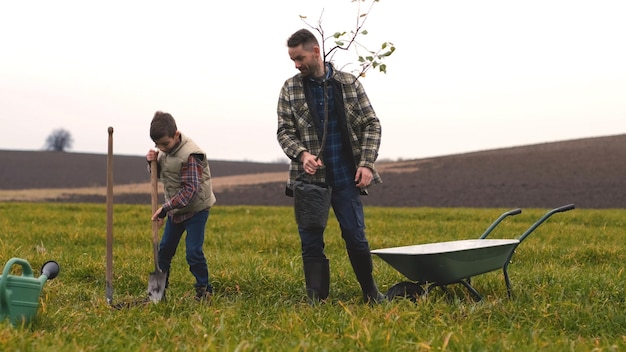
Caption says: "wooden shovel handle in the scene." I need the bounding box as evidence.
[150,160,161,271]
[106,127,114,302]
[150,160,158,216]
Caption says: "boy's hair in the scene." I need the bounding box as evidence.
[150,111,177,141]
[287,29,319,50]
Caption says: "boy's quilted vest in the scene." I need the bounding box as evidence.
[158,134,216,214]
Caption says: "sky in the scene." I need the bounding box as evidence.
[1,0,625,163]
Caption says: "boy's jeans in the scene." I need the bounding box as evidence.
[158,209,211,290]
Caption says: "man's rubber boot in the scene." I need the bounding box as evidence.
[303,257,330,304]
[347,250,386,304]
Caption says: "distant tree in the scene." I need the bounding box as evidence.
[45,128,73,152]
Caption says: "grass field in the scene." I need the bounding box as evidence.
[0,203,624,351]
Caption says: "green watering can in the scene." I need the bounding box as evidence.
[0,257,60,326]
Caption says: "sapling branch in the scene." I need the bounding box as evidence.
[299,0,395,82]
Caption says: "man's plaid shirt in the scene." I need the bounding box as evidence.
[306,66,353,189]
[277,64,382,193]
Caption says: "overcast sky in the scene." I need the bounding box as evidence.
[1,0,624,162]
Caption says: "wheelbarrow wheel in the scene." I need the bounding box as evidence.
[385,281,425,302]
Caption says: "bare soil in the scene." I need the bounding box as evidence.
[2,134,625,209]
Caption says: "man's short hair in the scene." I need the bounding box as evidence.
[287,28,319,50]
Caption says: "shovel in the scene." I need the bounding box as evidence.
[147,160,167,303]
[106,127,114,305]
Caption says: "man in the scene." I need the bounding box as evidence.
[276,28,385,304]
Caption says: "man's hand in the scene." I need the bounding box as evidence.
[300,151,324,175]
[355,167,373,189]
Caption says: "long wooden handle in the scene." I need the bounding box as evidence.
[106,127,114,302]
[150,160,160,271]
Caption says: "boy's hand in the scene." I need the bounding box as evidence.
[146,149,158,162]
[151,206,165,228]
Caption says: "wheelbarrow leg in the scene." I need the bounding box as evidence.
[425,283,449,300]
[459,279,483,302]
[424,283,435,297]
[429,282,483,302]
[503,264,513,299]
[424,283,452,301]
[439,285,458,302]
[439,284,451,300]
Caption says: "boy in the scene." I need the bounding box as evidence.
[146,111,216,301]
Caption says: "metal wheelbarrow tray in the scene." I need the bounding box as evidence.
[372,204,575,301]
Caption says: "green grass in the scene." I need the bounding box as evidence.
[0,203,624,351]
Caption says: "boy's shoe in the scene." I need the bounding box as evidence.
[195,287,212,302]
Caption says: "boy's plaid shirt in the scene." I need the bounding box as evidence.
[161,154,203,223]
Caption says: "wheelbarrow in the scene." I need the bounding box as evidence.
[0,258,60,326]
[372,204,575,301]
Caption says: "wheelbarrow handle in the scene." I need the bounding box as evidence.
[517,203,575,243]
[553,203,576,213]
[479,208,522,239]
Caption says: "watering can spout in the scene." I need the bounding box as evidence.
[38,261,60,284]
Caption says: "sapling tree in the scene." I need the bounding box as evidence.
[299,0,395,149]
[300,0,395,81]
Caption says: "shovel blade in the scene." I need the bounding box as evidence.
[148,270,167,303]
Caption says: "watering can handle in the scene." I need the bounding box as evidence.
[0,258,35,311]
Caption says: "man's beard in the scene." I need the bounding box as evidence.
[300,62,322,78]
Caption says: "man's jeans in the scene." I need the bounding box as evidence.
[298,185,370,258]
